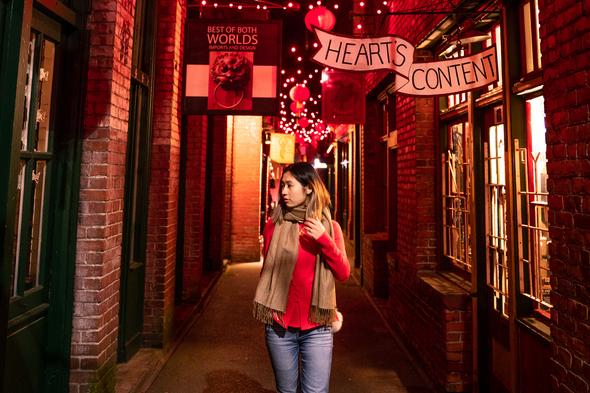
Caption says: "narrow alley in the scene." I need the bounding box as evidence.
[2,0,590,392]
[144,262,434,393]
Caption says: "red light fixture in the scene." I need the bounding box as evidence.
[304,6,336,32]
[289,84,310,102]
[298,117,310,128]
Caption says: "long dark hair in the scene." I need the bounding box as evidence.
[272,162,331,223]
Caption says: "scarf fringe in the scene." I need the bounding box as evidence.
[309,306,337,325]
[253,302,336,326]
[253,302,283,325]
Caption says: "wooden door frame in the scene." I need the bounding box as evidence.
[0,0,33,385]
[118,0,157,362]
[1,1,87,390]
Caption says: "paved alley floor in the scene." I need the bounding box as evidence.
[146,262,435,393]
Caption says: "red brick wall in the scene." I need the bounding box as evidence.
[356,1,470,391]
[144,0,186,348]
[394,95,418,270]
[230,116,262,262]
[414,95,437,270]
[71,0,135,391]
[539,1,590,391]
[384,92,471,392]
[182,115,208,301]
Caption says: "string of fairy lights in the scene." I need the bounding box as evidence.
[276,1,396,145]
[195,0,396,147]
[279,2,342,145]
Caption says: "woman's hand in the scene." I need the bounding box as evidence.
[302,218,325,240]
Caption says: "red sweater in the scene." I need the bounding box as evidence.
[262,219,350,330]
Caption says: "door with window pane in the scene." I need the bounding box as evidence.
[118,0,156,362]
[482,106,511,393]
[5,17,58,393]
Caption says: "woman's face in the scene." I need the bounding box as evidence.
[280,171,309,208]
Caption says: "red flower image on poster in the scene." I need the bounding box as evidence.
[208,52,253,110]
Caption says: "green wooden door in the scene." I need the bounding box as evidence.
[118,82,152,361]
[3,6,82,392]
[118,0,156,362]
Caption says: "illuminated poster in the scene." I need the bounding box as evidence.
[185,20,281,114]
[270,133,295,164]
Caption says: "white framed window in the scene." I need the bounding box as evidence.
[515,95,551,318]
[485,119,509,317]
[442,121,473,274]
[520,0,542,75]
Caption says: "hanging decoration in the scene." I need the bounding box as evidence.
[289,84,310,102]
[277,2,354,149]
[270,133,296,164]
[311,29,498,96]
[304,6,336,32]
[298,117,309,128]
[289,101,304,114]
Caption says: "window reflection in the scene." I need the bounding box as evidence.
[517,96,551,315]
[36,39,55,152]
[487,123,509,317]
[443,122,472,273]
[11,31,55,297]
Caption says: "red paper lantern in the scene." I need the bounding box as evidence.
[289,84,310,102]
[304,6,336,32]
[298,117,309,128]
[290,101,304,114]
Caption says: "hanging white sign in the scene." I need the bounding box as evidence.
[312,29,498,96]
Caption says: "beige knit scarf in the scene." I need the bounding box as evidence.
[253,204,337,326]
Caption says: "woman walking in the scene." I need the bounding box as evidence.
[253,162,350,393]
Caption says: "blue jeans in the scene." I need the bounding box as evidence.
[265,324,333,393]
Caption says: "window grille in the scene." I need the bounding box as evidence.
[11,31,56,297]
[442,122,472,272]
[485,124,509,317]
[514,95,551,316]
